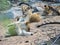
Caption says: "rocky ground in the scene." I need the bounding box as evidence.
[0,16,60,45]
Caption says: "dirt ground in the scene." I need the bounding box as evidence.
[0,16,60,45]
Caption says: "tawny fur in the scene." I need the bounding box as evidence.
[29,13,41,23]
[21,4,41,32]
[25,13,41,31]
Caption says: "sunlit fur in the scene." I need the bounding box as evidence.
[29,13,41,23]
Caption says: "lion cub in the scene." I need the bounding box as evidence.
[20,3,42,32]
